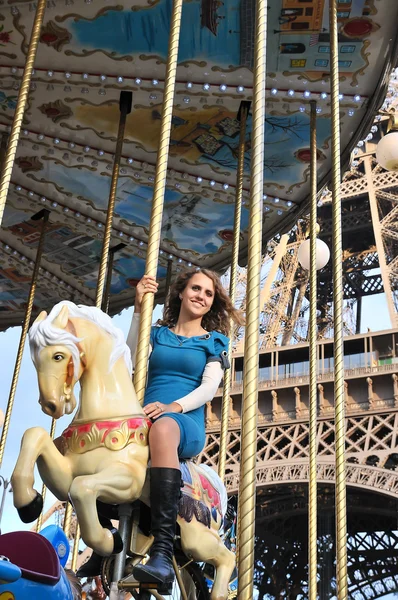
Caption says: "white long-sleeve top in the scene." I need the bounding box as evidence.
[126,312,227,413]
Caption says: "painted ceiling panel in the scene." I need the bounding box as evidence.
[0,0,397,327]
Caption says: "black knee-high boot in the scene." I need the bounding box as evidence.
[133,467,181,592]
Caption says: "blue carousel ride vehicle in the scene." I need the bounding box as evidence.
[0,525,81,600]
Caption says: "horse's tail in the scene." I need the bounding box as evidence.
[195,464,228,522]
[65,568,82,600]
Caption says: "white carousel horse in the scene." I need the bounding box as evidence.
[11,301,235,600]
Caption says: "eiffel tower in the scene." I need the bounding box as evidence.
[200,116,398,599]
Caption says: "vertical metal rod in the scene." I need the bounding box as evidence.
[218,102,249,481]
[35,417,56,532]
[95,91,132,308]
[0,0,47,225]
[133,0,183,404]
[172,557,189,600]
[0,476,12,533]
[63,502,73,538]
[71,523,81,572]
[102,250,116,314]
[0,210,49,466]
[0,133,8,168]
[308,100,318,600]
[112,503,132,584]
[237,0,267,596]
[329,1,348,598]
[102,243,126,314]
[355,295,362,334]
[165,259,173,299]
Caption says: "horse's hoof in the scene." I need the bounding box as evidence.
[17,492,43,523]
[109,527,123,554]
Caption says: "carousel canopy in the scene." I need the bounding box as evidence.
[0,0,397,329]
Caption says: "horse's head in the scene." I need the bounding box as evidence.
[29,304,86,419]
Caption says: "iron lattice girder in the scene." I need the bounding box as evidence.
[380,203,398,239]
[349,574,398,600]
[253,492,398,600]
[324,168,398,201]
[376,189,398,204]
[343,273,383,298]
[342,250,379,273]
[200,410,398,495]
[320,207,372,236]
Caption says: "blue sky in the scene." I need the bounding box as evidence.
[0,293,395,597]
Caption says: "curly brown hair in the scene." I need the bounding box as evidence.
[158,268,244,336]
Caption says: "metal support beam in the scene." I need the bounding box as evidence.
[365,156,397,327]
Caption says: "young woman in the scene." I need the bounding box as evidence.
[129,268,243,590]
[77,268,243,587]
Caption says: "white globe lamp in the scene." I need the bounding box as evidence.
[298,238,330,271]
[376,132,398,172]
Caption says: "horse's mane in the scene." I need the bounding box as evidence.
[29,301,132,377]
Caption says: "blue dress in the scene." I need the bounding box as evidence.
[144,326,229,459]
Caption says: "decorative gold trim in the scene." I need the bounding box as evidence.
[351,40,371,88]
[64,49,133,62]
[282,70,347,84]
[0,52,17,59]
[25,174,73,196]
[41,156,97,172]
[60,122,118,143]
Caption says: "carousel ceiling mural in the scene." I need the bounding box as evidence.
[0,0,397,328]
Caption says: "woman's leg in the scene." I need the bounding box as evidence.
[149,417,180,467]
[133,417,182,592]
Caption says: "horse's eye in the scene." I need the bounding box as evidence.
[53,354,64,362]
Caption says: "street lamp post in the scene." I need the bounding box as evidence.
[0,475,12,534]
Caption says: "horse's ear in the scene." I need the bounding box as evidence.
[33,310,47,325]
[52,305,69,330]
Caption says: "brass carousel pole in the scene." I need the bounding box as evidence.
[67,92,132,551]
[96,92,132,308]
[0,0,47,226]
[329,1,348,598]
[237,0,267,596]
[218,101,250,482]
[63,502,73,538]
[133,0,184,404]
[308,100,318,600]
[0,209,49,467]
[101,243,126,314]
[71,523,81,572]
